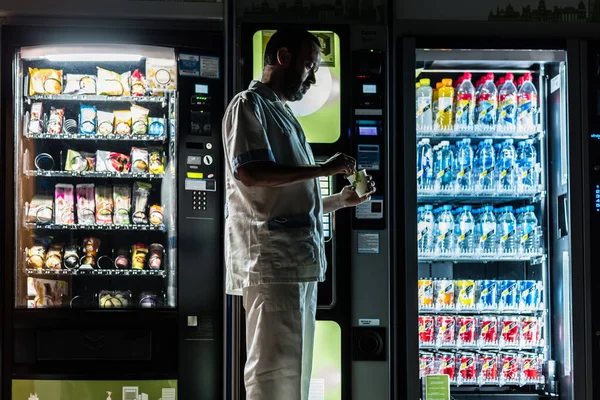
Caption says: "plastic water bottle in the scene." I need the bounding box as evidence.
[473,142,483,186]
[478,206,497,255]
[476,73,497,129]
[520,139,538,191]
[418,205,435,254]
[478,139,495,191]
[498,73,518,131]
[436,79,454,130]
[417,138,434,189]
[456,205,475,254]
[436,205,455,255]
[498,139,516,192]
[517,72,538,132]
[457,139,474,191]
[498,206,517,255]
[433,144,440,179]
[436,141,454,191]
[520,205,539,254]
[454,73,475,130]
[417,78,433,130]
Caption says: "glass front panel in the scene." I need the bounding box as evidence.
[251,30,341,144]
[309,320,342,400]
[15,45,177,309]
[414,49,567,396]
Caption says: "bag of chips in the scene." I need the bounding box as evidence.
[95,150,130,173]
[47,107,64,134]
[54,184,75,225]
[148,148,165,174]
[29,68,62,96]
[97,111,114,135]
[113,185,132,225]
[146,58,177,94]
[63,74,97,94]
[114,110,131,135]
[28,102,44,134]
[95,186,113,225]
[97,67,131,96]
[79,105,97,135]
[131,105,149,134]
[131,147,149,173]
[76,184,96,225]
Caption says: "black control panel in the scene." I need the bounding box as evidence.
[351,50,386,231]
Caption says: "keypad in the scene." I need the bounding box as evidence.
[192,191,208,211]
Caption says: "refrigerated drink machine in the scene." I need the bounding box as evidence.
[237,25,391,399]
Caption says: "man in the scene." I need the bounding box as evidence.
[222,29,375,400]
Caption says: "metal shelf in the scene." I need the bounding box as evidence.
[25,268,166,277]
[418,309,544,316]
[26,170,164,180]
[418,190,545,205]
[28,223,166,232]
[417,127,544,141]
[419,343,545,352]
[26,94,167,104]
[419,254,546,265]
[24,133,167,142]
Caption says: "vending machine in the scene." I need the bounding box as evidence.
[1,24,226,399]
[232,24,391,399]
[394,37,589,400]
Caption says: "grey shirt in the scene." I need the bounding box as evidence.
[222,81,327,296]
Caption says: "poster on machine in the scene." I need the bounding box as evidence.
[13,380,177,400]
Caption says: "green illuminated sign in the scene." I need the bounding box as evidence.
[310,320,342,400]
[13,380,177,400]
[424,374,450,400]
[252,30,341,144]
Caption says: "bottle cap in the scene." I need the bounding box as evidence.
[443,205,453,211]
[524,72,532,81]
[505,138,514,144]
[422,138,430,143]
[420,78,431,86]
[486,72,495,81]
[463,72,472,80]
[505,206,513,211]
[436,82,444,89]
[464,205,472,211]
[442,78,453,86]
[440,141,449,146]
[424,205,433,210]
[505,72,514,82]
[463,138,471,144]
[416,82,421,89]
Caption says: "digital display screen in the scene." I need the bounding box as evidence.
[362,84,377,94]
[359,126,378,136]
[195,84,209,94]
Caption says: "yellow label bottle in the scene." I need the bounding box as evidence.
[432,81,443,118]
[436,78,454,129]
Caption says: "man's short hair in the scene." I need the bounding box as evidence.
[264,29,321,67]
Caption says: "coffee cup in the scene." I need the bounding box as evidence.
[347,169,370,198]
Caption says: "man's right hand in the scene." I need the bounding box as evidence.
[322,153,356,177]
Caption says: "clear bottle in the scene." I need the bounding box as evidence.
[416,78,434,131]
[498,139,517,193]
[517,72,538,132]
[436,141,454,191]
[457,138,474,192]
[454,73,476,130]
[456,205,476,255]
[418,205,435,254]
[520,139,538,191]
[479,205,497,255]
[520,205,539,255]
[417,138,434,189]
[432,81,443,120]
[436,78,454,130]
[433,144,441,182]
[472,141,483,187]
[476,73,498,129]
[478,139,496,191]
[497,206,517,255]
[436,205,455,255]
[498,73,518,131]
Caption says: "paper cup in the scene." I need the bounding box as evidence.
[348,169,369,198]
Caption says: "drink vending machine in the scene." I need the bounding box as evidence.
[395,37,588,400]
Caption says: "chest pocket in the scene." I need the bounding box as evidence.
[267,213,317,268]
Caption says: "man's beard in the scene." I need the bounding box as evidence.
[282,69,306,102]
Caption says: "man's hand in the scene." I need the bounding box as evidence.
[340,175,376,207]
[321,153,356,177]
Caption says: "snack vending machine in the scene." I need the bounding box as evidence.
[396,39,588,400]
[3,25,225,399]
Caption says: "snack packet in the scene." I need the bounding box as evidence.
[65,150,91,172]
[131,243,149,269]
[47,107,65,134]
[95,150,130,173]
[131,69,146,96]
[27,195,53,224]
[114,110,131,135]
[114,247,130,269]
[131,147,149,173]
[99,290,131,308]
[81,237,101,268]
[97,67,131,96]
[45,243,64,269]
[148,243,164,270]
[132,182,152,224]
[148,148,165,174]
[95,186,113,225]
[54,184,75,224]
[147,117,166,136]
[97,111,115,135]
[76,184,96,225]
[28,102,44,134]
[131,105,150,134]
[29,68,62,96]
[113,185,132,225]
[63,74,97,94]
[149,204,164,226]
[63,243,80,269]
[146,58,177,94]
[79,105,97,134]
[26,237,52,269]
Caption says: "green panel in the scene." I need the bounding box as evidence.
[13,380,177,400]
[252,30,341,144]
[310,320,342,400]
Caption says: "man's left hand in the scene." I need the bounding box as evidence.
[339,175,376,208]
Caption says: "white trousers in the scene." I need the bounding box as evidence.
[242,282,318,400]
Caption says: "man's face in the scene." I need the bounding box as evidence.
[282,41,321,102]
